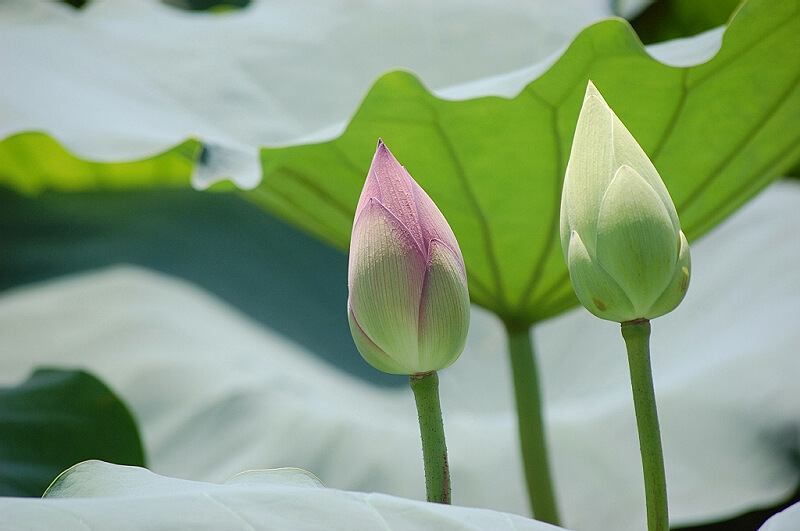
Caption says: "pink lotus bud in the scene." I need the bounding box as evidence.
[347,140,470,375]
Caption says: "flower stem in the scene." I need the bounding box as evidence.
[410,371,451,504]
[505,323,560,524]
[621,319,669,531]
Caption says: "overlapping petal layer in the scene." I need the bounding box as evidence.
[348,142,469,374]
[561,82,690,322]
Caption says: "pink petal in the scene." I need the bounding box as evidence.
[348,198,427,365]
[347,301,410,375]
[417,239,470,372]
[357,140,465,275]
[412,182,465,274]
[355,140,425,251]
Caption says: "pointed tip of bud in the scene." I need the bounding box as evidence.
[583,79,609,110]
[371,138,405,179]
[373,138,390,160]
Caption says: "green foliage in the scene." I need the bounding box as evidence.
[630,0,743,44]
[0,134,196,195]
[0,369,146,497]
[248,0,800,326]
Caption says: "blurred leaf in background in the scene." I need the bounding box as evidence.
[0,188,394,384]
[631,0,743,44]
[0,368,146,497]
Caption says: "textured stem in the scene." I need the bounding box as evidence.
[410,371,451,504]
[621,319,669,531]
[505,324,560,524]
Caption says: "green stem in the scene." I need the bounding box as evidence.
[505,323,560,524]
[621,319,669,531]
[410,371,451,504]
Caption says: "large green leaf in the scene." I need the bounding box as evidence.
[248,0,800,326]
[0,368,146,497]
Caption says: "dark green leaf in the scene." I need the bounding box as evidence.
[630,0,742,44]
[0,368,146,497]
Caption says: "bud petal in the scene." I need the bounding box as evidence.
[595,165,677,315]
[417,239,470,372]
[348,198,425,366]
[561,88,618,254]
[566,229,637,322]
[347,305,408,375]
[645,230,691,319]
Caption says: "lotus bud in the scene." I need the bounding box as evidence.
[560,81,691,323]
[347,140,470,375]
